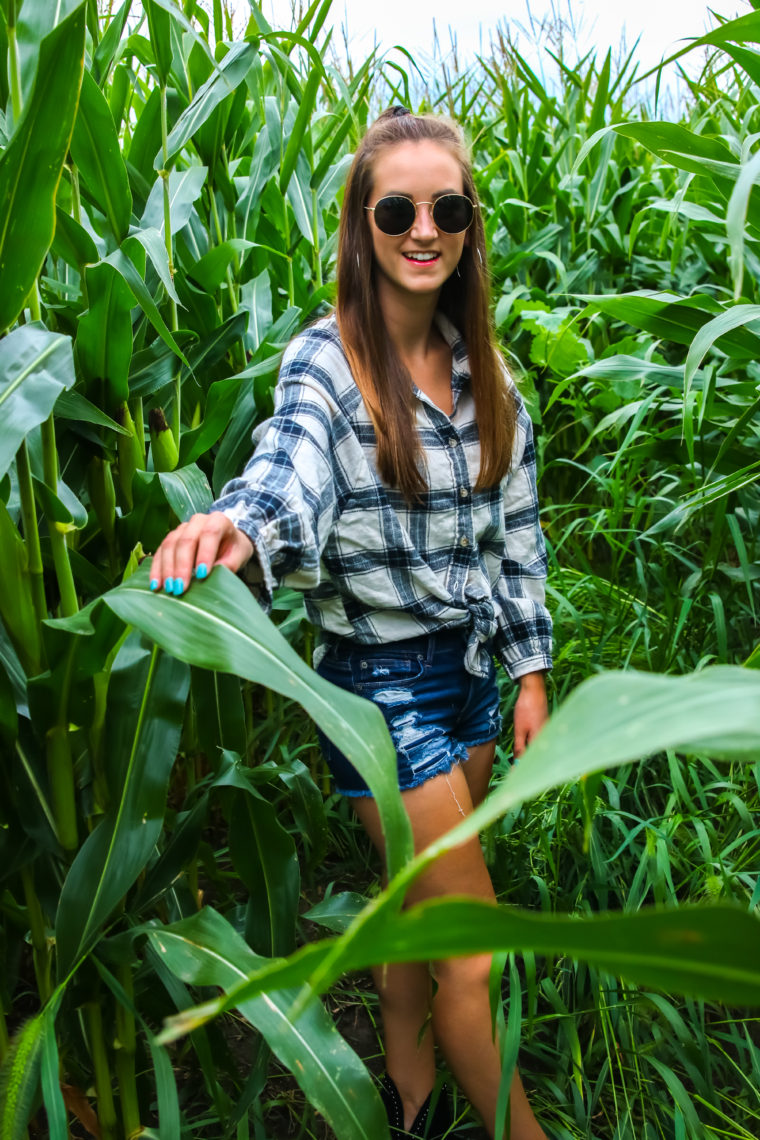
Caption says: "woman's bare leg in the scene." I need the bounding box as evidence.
[353,747,547,1140]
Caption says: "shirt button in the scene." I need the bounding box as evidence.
[459,486,469,498]
[459,535,469,547]
[448,436,458,447]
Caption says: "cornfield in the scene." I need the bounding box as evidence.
[0,1,758,1138]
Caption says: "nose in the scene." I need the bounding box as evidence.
[410,201,437,239]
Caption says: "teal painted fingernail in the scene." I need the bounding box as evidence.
[173,578,184,596]
[150,579,159,591]
[195,563,208,580]
[164,578,174,594]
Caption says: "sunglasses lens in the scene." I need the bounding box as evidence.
[372,196,417,235]
[433,194,474,233]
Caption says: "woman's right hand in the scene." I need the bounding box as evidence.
[149,512,255,596]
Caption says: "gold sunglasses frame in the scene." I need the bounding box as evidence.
[364,193,478,236]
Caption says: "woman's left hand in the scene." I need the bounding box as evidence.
[513,671,548,758]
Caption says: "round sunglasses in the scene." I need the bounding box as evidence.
[364,193,476,236]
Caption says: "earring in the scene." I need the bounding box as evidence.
[455,262,461,278]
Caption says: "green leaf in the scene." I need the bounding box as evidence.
[55,389,131,436]
[178,374,243,465]
[33,475,88,532]
[304,892,369,935]
[91,0,133,85]
[141,166,208,237]
[578,291,760,357]
[0,326,76,480]
[70,69,133,242]
[229,782,300,957]
[279,65,323,195]
[684,304,760,399]
[725,151,760,301]
[76,261,134,406]
[287,150,317,245]
[39,1002,67,1140]
[240,269,273,351]
[52,206,99,270]
[106,246,190,368]
[103,566,413,876]
[159,41,257,169]
[55,636,189,977]
[0,4,85,331]
[188,238,253,293]
[143,0,172,85]
[148,907,390,1140]
[158,465,213,519]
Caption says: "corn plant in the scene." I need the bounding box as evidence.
[0,2,758,1138]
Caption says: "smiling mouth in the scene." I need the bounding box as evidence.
[403,252,440,263]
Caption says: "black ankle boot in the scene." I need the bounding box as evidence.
[378,1074,453,1139]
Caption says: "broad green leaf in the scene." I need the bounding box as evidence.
[159,41,257,169]
[578,291,760,357]
[143,0,172,84]
[279,65,323,194]
[158,465,213,519]
[33,475,88,532]
[0,326,75,480]
[614,122,735,167]
[106,246,190,368]
[55,636,190,977]
[178,374,243,465]
[287,150,318,245]
[127,86,162,187]
[162,899,760,1041]
[55,389,130,436]
[126,225,181,306]
[725,150,760,300]
[141,166,208,237]
[160,667,760,1039]
[103,566,413,875]
[304,892,369,934]
[229,785,300,957]
[188,239,253,293]
[52,206,99,270]
[179,309,247,384]
[76,261,134,406]
[15,0,83,105]
[641,10,760,80]
[684,304,760,398]
[91,0,133,85]
[148,907,390,1140]
[240,269,273,351]
[236,126,279,235]
[0,4,85,331]
[70,69,133,242]
[39,1002,67,1140]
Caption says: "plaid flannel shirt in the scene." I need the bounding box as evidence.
[213,314,553,680]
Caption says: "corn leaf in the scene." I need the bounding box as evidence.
[0,3,85,331]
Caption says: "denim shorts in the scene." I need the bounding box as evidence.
[315,628,502,797]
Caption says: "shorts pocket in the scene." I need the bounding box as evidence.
[352,652,426,691]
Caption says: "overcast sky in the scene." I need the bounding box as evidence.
[255,0,749,89]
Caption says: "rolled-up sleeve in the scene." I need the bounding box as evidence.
[212,347,340,609]
[494,394,553,679]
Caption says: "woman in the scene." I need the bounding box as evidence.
[150,108,552,1140]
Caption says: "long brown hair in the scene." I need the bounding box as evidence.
[336,107,516,500]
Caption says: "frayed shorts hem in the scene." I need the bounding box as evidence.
[332,733,500,799]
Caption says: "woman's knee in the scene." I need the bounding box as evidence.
[431,951,493,993]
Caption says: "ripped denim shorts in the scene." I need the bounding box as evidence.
[315,628,502,797]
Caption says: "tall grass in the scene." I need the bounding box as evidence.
[0,2,758,1138]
